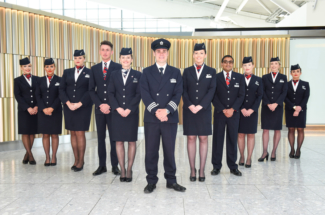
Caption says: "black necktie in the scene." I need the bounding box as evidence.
[159,68,164,76]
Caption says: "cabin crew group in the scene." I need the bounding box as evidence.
[14,38,310,193]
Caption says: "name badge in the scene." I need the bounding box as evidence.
[234,83,239,88]
[133,78,138,83]
[85,74,90,78]
[279,79,284,83]
[170,79,176,83]
[233,77,235,80]
[255,81,259,86]
[55,82,60,86]
[302,86,306,90]
[206,74,212,78]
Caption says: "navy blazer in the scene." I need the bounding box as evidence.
[14,75,40,111]
[108,69,142,114]
[59,67,92,107]
[89,61,122,114]
[212,71,245,114]
[285,80,310,111]
[240,75,263,112]
[140,64,183,123]
[262,73,288,106]
[182,65,217,110]
[35,75,62,113]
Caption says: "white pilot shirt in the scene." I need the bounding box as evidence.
[194,63,204,80]
[23,75,32,86]
[122,69,131,85]
[156,63,167,74]
[271,71,278,83]
[292,80,299,92]
[74,66,84,82]
[223,70,232,81]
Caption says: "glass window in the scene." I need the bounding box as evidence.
[87,9,98,20]
[123,21,133,29]
[75,0,87,9]
[134,12,145,19]
[133,28,145,32]
[123,28,133,32]
[99,9,110,19]
[146,20,157,28]
[110,8,121,20]
[17,0,28,7]
[40,0,51,9]
[28,0,40,9]
[64,0,75,9]
[99,22,110,28]
[157,20,169,28]
[64,10,75,18]
[146,28,158,32]
[6,0,17,5]
[88,19,99,25]
[52,10,63,15]
[86,1,98,9]
[111,22,121,29]
[52,0,62,9]
[134,21,145,29]
[75,9,87,19]
[169,21,180,28]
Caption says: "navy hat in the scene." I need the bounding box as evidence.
[19,57,30,66]
[270,57,280,62]
[44,58,55,66]
[120,48,132,55]
[194,43,206,52]
[242,56,253,64]
[74,49,85,57]
[291,64,301,70]
[151,38,171,51]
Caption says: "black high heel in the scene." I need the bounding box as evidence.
[245,159,251,168]
[120,170,126,182]
[22,153,29,164]
[295,151,301,159]
[190,168,196,182]
[126,170,133,182]
[28,155,36,165]
[258,152,269,162]
[50,157,57,166]
[44,160,51,167]
[74,162,84,172]
[239,157,245,166]
[289,151,295,158]
[271,156,276,161]
[198,169,205,182]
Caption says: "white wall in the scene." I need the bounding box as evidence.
[290,39,325,125]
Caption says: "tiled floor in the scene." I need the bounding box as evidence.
[0,129,325,214]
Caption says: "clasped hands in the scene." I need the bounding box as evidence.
[43,107,54,116]
[241,108,254,117]
[116,107,131,117]
[293,106,302,117]
[66,101,83,111]
[267,103,278,112]
[156,109,168,122]
[27,106,38,115]
[223,108,234,118]
[188,105,203,114]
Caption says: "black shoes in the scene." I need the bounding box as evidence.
[271,156,276,161]
[74,163,84,172]
[230,169,242,176]
[239,157,244,166]
[112,166,121,175]
[22,153,29,164]
[44,161,51,167]
[93,166,107,176]
[71,165,76,170]
[190,168,196,182]
[198,169,205,182]
[258,152,269,162]
[29,160,36,165]
[126,170,133,182]
[211,168,220,175]
[245,159,251,168]
[50,157,57,166]
[166,183,186,192]
[144,184,156,193]
[120,170,126,182]
[295,151,301,159]
[289,151,295,158]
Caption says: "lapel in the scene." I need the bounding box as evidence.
[228,72,235,89]
[158,65,173,91]
[189,66,197,81]
[247,75,255,88]
[274,73,281,84]
[20,75,31,87]
[76,67,86,85]
[288,80,294,93]
[267,72,273,84]
[49,75,56,89]
[151,64,163,84]
[218,72,227,88]
[198,65,208,82]
[295,80,303,94]
[116,69,124,85]
[125,69,135,87]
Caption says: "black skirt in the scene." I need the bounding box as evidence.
[286,109,307,128]
[18,110,38,134]
[261,105,283,130]
[238,111,259,134]
[111,112,139,141]
[63,105,92,131]
[38,110,62,134]
[183,108,212,136]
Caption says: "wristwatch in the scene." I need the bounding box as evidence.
[166,109,170,114]
[293,106,296,110]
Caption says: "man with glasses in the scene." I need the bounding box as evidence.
[211,55,245,176]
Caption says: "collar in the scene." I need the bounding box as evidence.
[102,60,111,68]
[156,63,167,71]
[223,70,232,77]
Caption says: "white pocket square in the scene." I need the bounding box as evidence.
[302,86,306,90]
[85,74,90,78]
[170,79,176,83]
[279,79,284,83]
[55,82,60,86]
[255,81,259,86]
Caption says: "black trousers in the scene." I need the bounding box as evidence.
[212,112,239,170]
[144,122,177,185]
[95,113,118,167]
